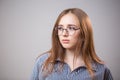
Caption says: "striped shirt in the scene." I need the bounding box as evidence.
[30,53,113,80]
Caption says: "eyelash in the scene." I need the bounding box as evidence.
[57,26,77,30]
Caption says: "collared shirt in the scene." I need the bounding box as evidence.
[30,53,113,80]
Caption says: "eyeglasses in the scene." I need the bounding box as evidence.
[55,25,80,36]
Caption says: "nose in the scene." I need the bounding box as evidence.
[62,29,69,36]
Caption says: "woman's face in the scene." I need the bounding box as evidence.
[58,13,80,50]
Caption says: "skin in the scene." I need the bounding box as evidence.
[58,13,80,50]
[58,13,84,71]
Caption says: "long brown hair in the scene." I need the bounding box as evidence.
[42,8,103,78]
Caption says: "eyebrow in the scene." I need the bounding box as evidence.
[58,24,77,27]
[68,24,77,26]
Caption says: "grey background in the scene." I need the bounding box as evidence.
[0,0,120,80]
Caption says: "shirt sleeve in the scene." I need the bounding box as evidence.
[104,67,113,80]
[30,58,41,80]
[30,53,49,80]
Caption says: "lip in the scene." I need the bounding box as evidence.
[62,39,70,43]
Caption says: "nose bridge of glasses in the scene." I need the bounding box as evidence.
[63,28,68,32]
[62,28,69,35]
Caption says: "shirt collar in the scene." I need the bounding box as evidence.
[91,62,98,72]
[55,58,98,72]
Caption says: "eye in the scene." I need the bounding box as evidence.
[57,26,63,31]
[68,26,76,31]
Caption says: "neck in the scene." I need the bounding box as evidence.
[65,49,75,58]
[64,49,85,71]
[64,49,83,62]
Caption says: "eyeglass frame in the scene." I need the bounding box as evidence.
[55,25,80,36]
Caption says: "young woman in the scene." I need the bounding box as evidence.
[30,8,113,80]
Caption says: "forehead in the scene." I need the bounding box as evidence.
[58,13,80,26]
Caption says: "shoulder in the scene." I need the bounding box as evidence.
[92,62,110,71]
[95,62,110,70]
[30,53,50,80]
[37,53,49,61]
[93,62,113,79]
[35,53,49,67]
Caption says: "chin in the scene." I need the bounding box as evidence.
[62,45,73,49]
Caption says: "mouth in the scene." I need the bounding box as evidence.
[62,39,70,44]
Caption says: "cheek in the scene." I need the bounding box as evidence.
[71,33,80,43]
[71,37,78,44]
[58,36,62,43]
